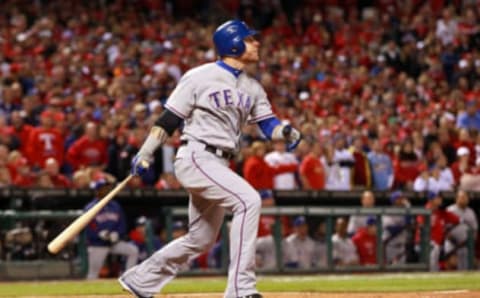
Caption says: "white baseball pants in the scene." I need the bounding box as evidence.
[121,142,261,298]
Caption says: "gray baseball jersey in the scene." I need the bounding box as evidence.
[165,62,273,151]
[347,215,369,236]
[447,204,478,233]
[382,215,408,264]
[283,233,316,269]
[120,61,274,298]
[332,234,359,265]
[446,204,478,270]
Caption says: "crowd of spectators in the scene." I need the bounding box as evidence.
[1,0,480,194]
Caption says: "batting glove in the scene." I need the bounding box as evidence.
[98,229,110,241]
[109,231,120,244]
[282,125,302,151]
[130,155,151,177]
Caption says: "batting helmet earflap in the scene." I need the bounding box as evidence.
[213,20,258,57]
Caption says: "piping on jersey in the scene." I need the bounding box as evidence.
[191,151,247,298]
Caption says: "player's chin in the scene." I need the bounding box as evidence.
[245,55,259,63]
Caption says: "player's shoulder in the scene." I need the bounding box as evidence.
[183,62,217,79]
[241,72,264,91]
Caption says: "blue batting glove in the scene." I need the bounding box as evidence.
[131,155,151,177]
[282,125,302,151]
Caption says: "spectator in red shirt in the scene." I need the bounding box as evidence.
[243,142,295,237]
[416,191,460,271]
[8,110,33,156]
[352,216,377,265]
[451,147,475,185]
[44,157,71,187]
[350,137,371,188]
[243,141,297,191]
[299,140,325,190]
[12,157,36,187]
[394,139,421,189]
[26,110,64,169]
[67,122,108,170]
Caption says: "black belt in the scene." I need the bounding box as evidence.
[181,140,234,160]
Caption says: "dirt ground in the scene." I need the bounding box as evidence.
[21,291,480,298]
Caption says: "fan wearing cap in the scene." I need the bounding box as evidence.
[264,137,299,190]
[283,216,316,269]
[351,216,377,265]
[85,178,139,279]
[451,146,475,186]
[415,191,459,271]
[382,191,411,265]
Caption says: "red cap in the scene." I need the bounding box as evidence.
[40,110,54,119]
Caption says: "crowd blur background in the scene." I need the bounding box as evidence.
[0,0,480,277]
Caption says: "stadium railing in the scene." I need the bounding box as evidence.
[164,206,475,274]
[0,210,87,280]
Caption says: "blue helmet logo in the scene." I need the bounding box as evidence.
[213,20,258,57]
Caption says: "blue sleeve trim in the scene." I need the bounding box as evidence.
[258,116,281,139]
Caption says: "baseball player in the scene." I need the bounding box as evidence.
[332,217,359,266]
[446,190,478,270]
[85,178,139,279]
[118,20,301,298]
[283,216,316,269]
[347,190,376,236]
[382,191,411,265]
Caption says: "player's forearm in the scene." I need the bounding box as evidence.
[137,126,169,158]
[138,109,183,157]
[257,116,292,140]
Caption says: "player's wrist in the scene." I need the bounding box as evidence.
[137,126,168,158]
[272,124,287,140]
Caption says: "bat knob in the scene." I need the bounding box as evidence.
[140,160,150,168]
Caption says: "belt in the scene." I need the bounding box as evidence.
[181,140,235,160]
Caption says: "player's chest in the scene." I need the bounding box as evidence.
[198,83,255,113]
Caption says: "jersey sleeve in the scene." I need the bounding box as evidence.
[248,84,275,123]
[164,72,196,119]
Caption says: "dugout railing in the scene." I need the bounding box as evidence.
[0,210,87,280]
[165,206,476,274]
[0,207,476,279]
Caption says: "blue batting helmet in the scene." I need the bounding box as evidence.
[213,20,258,57]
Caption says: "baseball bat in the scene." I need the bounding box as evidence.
[47,174,133,254]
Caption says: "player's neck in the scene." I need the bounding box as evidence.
[221,57,245,71]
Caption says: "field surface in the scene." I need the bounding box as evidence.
[0,272,479,297]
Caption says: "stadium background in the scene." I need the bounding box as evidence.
[0,0,480,296]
